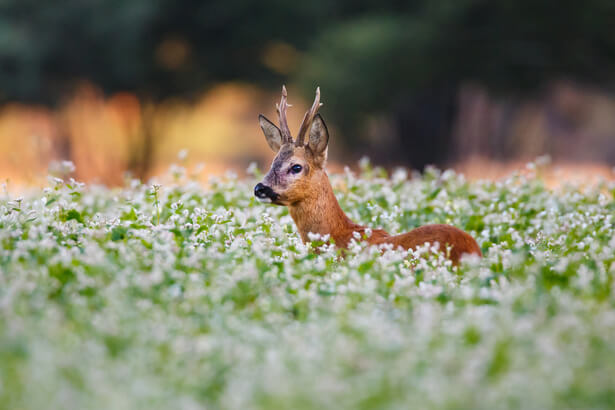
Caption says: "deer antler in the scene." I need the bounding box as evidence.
[276,85,293,144]
[295,87,322,147]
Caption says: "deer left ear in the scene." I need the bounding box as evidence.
[308,114,329,166]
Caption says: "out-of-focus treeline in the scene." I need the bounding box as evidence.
[1,0,615,184]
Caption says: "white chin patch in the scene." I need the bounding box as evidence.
[257,197,272,203]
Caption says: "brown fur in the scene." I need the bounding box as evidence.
[287,169,481,264]
[261,149,481,265]
[257,88,482,265]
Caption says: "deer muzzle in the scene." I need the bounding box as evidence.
[254,183,279,203]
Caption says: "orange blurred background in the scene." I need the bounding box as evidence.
[2,81,613,189]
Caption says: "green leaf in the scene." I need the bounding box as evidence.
[111,226,128,241]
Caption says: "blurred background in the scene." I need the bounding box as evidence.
[1,0,615,186]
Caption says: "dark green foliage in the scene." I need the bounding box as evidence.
[110,226,128,241]
[1,0,613,105]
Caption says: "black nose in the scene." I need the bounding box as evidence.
[254,183,279,201]
[254,183,268,198]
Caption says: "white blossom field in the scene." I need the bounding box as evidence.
[1,160,614,409]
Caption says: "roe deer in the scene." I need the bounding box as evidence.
[254,86,481,265]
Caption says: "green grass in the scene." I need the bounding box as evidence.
[1,160,614,410]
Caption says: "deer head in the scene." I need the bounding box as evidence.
[255,86,329,206]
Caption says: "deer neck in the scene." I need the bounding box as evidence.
[288,171,359,244]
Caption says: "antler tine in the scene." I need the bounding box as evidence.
[276,85,293,143]
[295,86,322,147]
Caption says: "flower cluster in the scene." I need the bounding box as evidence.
[0,160,614,409]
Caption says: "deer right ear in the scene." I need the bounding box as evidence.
[307,114,329,166]
[259,114,283,152]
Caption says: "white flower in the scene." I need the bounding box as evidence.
[177,149,189,160]
[246,162,259,176]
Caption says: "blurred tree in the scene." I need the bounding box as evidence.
[1,0,614,172]
[0,0,157,103]
[296,0,615,167]
[0,0,355,102]
[0,0,160,177]
[0,0,341,177]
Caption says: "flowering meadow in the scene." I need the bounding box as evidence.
[1,160,615,410]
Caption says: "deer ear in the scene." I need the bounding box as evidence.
[308,114,329,165]
[259,114,283,152]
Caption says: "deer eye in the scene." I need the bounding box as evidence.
[290,164,303,174]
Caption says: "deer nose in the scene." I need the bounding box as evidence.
[254,183,268,199]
